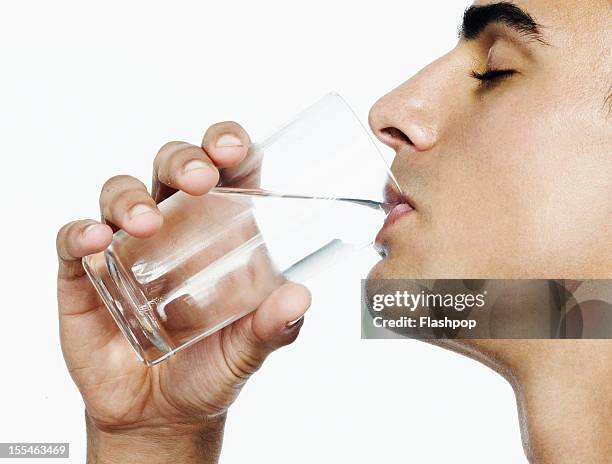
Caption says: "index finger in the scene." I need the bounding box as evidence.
[56,220,113,282]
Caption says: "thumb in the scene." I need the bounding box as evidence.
[222,282,311,378]
[251,282,311,347]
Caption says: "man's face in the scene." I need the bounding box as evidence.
[368,0,612,281]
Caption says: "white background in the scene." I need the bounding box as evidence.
[0,1,527,462]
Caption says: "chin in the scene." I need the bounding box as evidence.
[368,252,420,281]
[367,258,387,281]
[365,257,394,306]
[367,255,400,281]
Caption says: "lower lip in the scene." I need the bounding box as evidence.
[375,203,414,244]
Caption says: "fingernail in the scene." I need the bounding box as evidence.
[215,133,243,148]
[129,204,155,219]
[285,317,304,329]
[83,223,101,237]
[183,159,210,173]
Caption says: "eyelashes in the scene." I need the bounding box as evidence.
[471,69,517,88]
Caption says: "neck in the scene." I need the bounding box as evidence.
[513,341,612,464]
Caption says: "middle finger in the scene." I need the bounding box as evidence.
[152,141,220,202]
[99,174,163,238]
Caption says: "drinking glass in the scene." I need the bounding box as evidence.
[83,92,399,365]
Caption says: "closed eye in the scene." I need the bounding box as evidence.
[471,69,517,88]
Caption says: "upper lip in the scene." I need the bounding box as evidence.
[383,181,415,211]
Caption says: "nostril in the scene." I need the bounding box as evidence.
[381,127,413,146]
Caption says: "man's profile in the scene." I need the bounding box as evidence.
[55,1,611,462]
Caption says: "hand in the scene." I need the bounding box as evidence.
[56,122,311,463]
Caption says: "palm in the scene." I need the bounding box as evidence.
[60,274,263,430]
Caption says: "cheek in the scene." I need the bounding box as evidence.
[435,100,610,274]
[485,106,612,264]
[525,145,612,271]
[408,122,539,270]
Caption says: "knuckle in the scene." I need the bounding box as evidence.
[112,187,153,209]
[56,221,75,248]
[178,145,205,158]
[157,140,186,156]
[155,142,198,173]
[170,146,204,166]
[207,121,248,140]
[56,220,87,258]
[158,147,208,184]
[233,351,262,379]
[100,174,135,195]
[215,120,243,131]
[224,328,264,380]
[155,141,190,164]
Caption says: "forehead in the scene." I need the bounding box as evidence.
[469,0,611,44]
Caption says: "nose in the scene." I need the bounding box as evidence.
[368,59,447,154]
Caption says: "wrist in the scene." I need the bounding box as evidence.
[85,412,226,464]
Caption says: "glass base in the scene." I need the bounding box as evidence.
[82,249,175,366]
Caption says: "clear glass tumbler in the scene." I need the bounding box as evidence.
[83,92,399,365]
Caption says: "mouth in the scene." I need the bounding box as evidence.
[374,182,415,256]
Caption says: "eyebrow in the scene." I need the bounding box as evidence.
[460,2,546,44]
